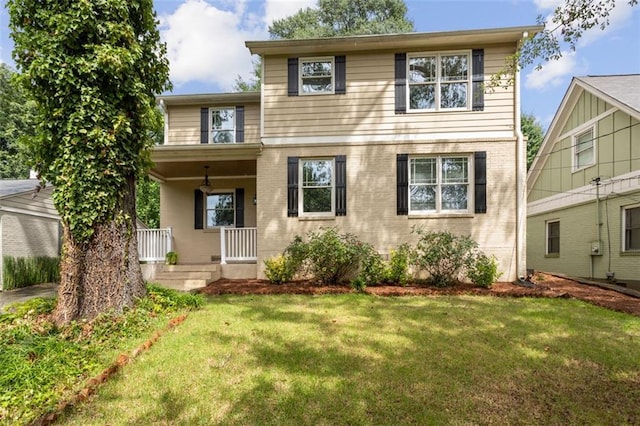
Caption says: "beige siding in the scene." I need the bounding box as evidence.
[527,192,640,281]
[160,178,257,264]
[166,102,260,146]
[262,45,517,138]
[528,95,638,203]
[256,139,520,281]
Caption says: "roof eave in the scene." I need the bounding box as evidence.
[157,91,261,106]
[246,25,543,55]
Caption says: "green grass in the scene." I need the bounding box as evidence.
[0,285,204,425]
[59,294,640,425]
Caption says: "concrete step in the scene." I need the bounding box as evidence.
[163,264,219,273]
[154,278,210,292]
[155,271,215,280]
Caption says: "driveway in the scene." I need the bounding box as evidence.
[0,283,58,313]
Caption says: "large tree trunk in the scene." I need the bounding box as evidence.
[54,177,145,324]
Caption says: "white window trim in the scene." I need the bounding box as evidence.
[407,50,471,112]
[546,219,560,255]
[622,203,640,252]
[408,154,473,215]
[299,56,335,96]
[571,125,596,173]
[299,157,335,217]
[205,190,235,229]
[209,107,236,144]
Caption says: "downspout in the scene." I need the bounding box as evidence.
[158,99,169,146]
[514,33,528,280]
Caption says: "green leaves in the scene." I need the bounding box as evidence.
[8,0,171,242]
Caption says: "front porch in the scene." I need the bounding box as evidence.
[137,227,258,290]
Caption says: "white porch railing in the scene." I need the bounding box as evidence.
[221,227,257,264]
[137,227,172,262]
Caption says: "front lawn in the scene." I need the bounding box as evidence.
[60,294,640,425]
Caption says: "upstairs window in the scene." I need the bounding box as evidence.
[408,52,470,111]
[300,57,334,94]
[409,155,470,213]
[210,107,235,143]
[573,127,595,171]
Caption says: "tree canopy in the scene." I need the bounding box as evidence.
[0,64,33,179]
[521,113,545,170]
[234,0,414,91]
[8,0,171,323]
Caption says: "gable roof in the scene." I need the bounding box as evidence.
[0,179,42,199]
[527,74,640,194]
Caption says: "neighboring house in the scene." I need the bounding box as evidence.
[527,75,640,282]
[0,180,60,290]
[153,26,541,282]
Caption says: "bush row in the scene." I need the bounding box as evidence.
[264,227,501,290]
[2,256,60,291]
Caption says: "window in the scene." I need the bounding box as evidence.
[206,192,234,228]
[300,159,334,215]
[409,156,470,213]
[408,52,470,111]
[623,205,640,251]
[300,57,334,94]
[573,127,595,170]
[210,107,235,143]
[546,220,560,255]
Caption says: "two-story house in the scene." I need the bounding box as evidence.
[527,75,640,284]
[151,26,540,287]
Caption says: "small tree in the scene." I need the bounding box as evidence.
[521,113,544,170]
[8,0,171,323]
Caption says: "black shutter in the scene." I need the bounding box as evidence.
[474,151,487,214]
[235,106,244,143]
[235,188,245,228]
[397,154,408,215]
[472,49,484,111]
[200,107,209,144]
[288,58,299,96]
[194,189,204,229]
[287,157,299,217]
[395,53,407,114]
[335,155,347,216]
[335,55,346,95]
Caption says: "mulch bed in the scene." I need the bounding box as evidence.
[197,273,640,317]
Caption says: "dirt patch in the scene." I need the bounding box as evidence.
[197,273,640,317]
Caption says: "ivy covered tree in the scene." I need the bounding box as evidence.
[8,0,171,324]
[0,64,33,179]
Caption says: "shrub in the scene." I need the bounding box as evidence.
[263,254,296,284]
[165,251,178,265]
[136,284,205,313]
[467,253,502,288]
[2,256,60,290]
[384,244,412,286]
[411,229,477,287]
[355,245,385,286]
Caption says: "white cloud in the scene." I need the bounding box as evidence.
[525,50,578,90]
[159,0,267,91]
[264,0,316,26]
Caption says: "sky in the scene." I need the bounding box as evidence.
[1,0,639,129]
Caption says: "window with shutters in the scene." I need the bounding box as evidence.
[623,204,640,252]
[409,155,471,213]
[206,192,235,228]
[546,220,560,255]
[300,158,334,216]
[300,57,334,95]
[408,51,470,111]
[210,107,235,143]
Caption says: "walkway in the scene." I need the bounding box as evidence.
[0,283,58,313]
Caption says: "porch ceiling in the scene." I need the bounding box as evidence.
[150,144,260,181]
